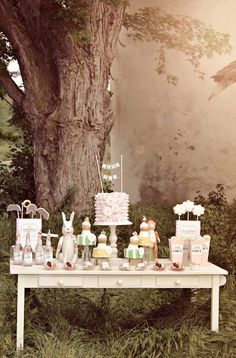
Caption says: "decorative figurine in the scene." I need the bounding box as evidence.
[56,212,78,264]
[147,219,160,260]
[124,232,144,266]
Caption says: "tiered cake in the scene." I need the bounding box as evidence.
[94,192,131,225]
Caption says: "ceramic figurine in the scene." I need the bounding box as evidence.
[147,219,160,260]
[56,211,78,264]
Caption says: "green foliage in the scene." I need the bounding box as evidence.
[124,7,231,84]
[0,107,35,211]
[52,0,91,45]
[194,184,236,273]
[0,100,22,161]
[0,32,14,74]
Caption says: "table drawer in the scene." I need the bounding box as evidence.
[98,275,142,287]
[156,276,199,288]
[38,275,83,287]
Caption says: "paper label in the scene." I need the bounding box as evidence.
[202,242,210,252]
[191,244,202,254]
[176,220,201,237]
[23,252,32,264]
[44,252,53,262]
[101,262,109,269]
[172,244,183,253]
[13,251,22,263]
[35,252,44,263]
[17,218,42,251]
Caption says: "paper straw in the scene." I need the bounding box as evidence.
[120,154,123,192]
[95,155,104,193]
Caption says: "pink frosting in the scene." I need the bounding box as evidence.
[95,192,129,223]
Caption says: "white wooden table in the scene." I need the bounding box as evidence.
[10,260,228,350]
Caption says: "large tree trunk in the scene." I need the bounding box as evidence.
[0,1,125,215]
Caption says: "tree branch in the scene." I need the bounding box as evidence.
[0,71,24,108]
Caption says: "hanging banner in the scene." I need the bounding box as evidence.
[102,174,118,181]
[101,162,120,170]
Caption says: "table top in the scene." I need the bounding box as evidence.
[10,259,228,276]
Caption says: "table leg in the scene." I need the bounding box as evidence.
[16,275,25,350]
[211,275,220,332]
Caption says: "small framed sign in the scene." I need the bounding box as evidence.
[16,218,42,250]
[176,220,201,237]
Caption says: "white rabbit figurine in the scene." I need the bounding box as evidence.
[56,211,78,264]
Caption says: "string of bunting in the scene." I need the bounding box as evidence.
[102,162,120,170]
[102,174,118,181]
[95,154,123,193]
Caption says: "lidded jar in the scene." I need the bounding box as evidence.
[82,217,91,231]
[130,231,139,246]
[98,230,107,244]
[138,216,151,247]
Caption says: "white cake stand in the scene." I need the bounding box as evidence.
[94,221,132,259]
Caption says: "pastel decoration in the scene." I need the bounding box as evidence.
[173,204,186,219]
[92,231,112,258]
[182,200,195,220]
[192,205,205,220]
[124,232,144,259]
[77,217,96,246]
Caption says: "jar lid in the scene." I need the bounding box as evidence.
[98,230,107,243]
[82,217,91,230]
[140,216,148,231]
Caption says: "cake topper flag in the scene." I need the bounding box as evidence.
[95,154,124,192]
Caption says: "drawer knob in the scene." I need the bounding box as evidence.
[117,279,123,286]
[175,280,181,286]
[58,279,64,286]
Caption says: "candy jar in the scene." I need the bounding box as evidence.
[124,232,144,266]
[77,217,96,266]
[92,230,112,267]
[138,216,152,263]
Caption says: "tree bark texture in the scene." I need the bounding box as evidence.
[0,0,125,215]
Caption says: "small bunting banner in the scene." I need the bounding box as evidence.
[102,162,120,170]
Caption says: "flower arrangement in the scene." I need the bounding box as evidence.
[173,200,205,220]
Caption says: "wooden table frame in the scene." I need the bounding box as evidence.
[10,260,228,350]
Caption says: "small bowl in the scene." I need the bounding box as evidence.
[153,262,165,271]
[45,261,57,270]
[64,261,76,271]
[171,263,184,271]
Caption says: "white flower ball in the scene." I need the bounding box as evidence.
[182,200,195,212]
[192,204,205,217]
[173,204,186,216]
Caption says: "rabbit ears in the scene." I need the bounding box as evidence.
[62,211,75,223]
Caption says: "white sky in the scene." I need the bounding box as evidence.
[7,60,23,87]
